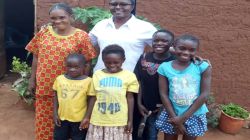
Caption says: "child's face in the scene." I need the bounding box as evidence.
[50,9,72,31]
[66,58,84,78]
[152,32,172,54]
[103,53,125,73]
[174,40,198,63]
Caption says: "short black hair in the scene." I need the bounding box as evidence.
[102,44,125,59]
[153,29,175,44]
[66,53,86,65]
[174,34,200,48]
[49,3,73,15]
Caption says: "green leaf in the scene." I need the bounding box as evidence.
[11,56,34,104]
[222,103,249,119]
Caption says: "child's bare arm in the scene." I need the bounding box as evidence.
[126,92,134,134]
[137,82,149,116]
[181,66,212,122]
[84,96,96,119]
[53,91,61,126]
[159,75,176,118]
[80,96,96,129]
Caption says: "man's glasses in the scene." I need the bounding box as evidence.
[109,2,132,7]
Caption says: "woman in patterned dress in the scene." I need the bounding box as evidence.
[25,3,96,140]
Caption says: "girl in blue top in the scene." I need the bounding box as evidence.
[156,34,212,140]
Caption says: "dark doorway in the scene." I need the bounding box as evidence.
[4,0,34,70]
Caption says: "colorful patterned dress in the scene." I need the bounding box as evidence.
[25,26,96,140]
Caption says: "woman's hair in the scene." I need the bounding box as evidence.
[173,34,200,48]
[49,3,73,15]
[66,53,86,65]
[153,29,175,44]
[102,44,125,59]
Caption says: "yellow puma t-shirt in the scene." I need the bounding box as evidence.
[90,70,139,126]
[53,75,94,122]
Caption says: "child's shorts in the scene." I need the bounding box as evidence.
[155,109,207,137]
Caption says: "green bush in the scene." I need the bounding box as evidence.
[206,95,220,128]
[11,56,31,74]
[11,57,34,105]
[221,103,249,119]
[73,7,112,32]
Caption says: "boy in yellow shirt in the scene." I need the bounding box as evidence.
[53,53,94,140]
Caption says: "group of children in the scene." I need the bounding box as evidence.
[52,29,211,140]
[53,45,139,140]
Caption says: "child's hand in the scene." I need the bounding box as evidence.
[169,46,175,55]
[138,104,149,116]
[168,116,185,126]
[192,56,212,67]
[40,23,51,30]
[53,113,61,127]
[174,124,187,135]
[144,45,153,53]
[79,118,90,130]
[125,121,133,134]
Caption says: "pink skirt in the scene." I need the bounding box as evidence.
[86,124,132,140]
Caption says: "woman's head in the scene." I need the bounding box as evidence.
[66,53,86,78]
[109,0,135,20]
[49,3,74,31]
[152,29,174,54]
[173,34,199,63]
[102,44,125,73]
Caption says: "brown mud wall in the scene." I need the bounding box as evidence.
[36,0,250,109]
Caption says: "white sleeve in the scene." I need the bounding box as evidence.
[144,25,157,46]
[88,33,98,47]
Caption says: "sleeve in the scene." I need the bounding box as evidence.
[87,78,96,96]
[157,63,166,76]
[199,61,210,73]
[52,77,58,91]
[78,32,97,61]
[25,28,45,55]
[89,21,100,37]
[133,55,143,81]
[143,23,157,46]
[89,19,107,41]
[88,33,98,47]
[127,73,139,93]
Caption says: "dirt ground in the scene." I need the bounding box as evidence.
[0,73,249,140]
[0,74,35,140]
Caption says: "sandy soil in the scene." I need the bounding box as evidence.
[0,73,249,140]
[0,74,35,140]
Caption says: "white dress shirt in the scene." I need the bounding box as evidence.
[89,15,157,72]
